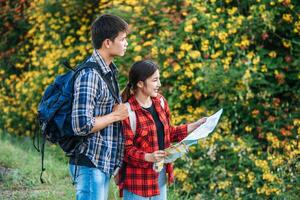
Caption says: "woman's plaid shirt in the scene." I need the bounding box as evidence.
[71,50,124,175]
[121,94,188,197]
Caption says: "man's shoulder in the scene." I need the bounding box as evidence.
[76,62,101,79]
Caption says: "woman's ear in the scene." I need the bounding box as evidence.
[137,81,144,88]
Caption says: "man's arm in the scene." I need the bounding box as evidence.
[90,104,128,133]
[72,69,127,136]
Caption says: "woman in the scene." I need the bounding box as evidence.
[119,60,206,199]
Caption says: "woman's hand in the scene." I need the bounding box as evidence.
[187,117,207,133]
[145,150,166,163]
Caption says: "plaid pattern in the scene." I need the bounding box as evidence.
[121,94,188,197]
[71,50,124,175]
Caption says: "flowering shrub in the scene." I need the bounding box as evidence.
[0,0,299,198]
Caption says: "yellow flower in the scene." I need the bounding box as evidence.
[255,159,269,172]
[173,63,181,72]
[263,172,276,182]
[218,32,228,43]
[247,51,255,59]
[174,169,187,182]
[184,69,194,78]
[180,43,193,51]
[134,45,142,52]
[201,39,209,51]
[268,51,277,58]
[209,31,215,36]
[179,85,187,91]
[245,126,252,132]
[165,46,174,55]
[282,13,293,23]
[261,65,268,73]
[228,7,238,15]
[240,35,250,48]
[218,180,231,190]
[134,55,142,62]
[282,40,291,48]
[238,172,245,181]
[212,22,219,29]
[184,24,193,32]
[143,41,153,47]
[210,50,222,59]
[209,183,216,190]
[162,71,170,78]
[189,50,201,59]
[253,56,260,65]
[293,119,300,126]
[272,156,284,167]
[177,51,185,59]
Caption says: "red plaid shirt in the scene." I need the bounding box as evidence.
[120,94,188,197]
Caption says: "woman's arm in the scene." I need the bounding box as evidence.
[122,118,165,168]
[162,96,206,142]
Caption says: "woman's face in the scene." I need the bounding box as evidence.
[139,69,161,97]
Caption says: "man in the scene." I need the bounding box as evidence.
[70,14,129,200]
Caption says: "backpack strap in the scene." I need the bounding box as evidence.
[160,97,165,110]
[125,102,137,134]
[75,62,121,104]
[126,96,165,136]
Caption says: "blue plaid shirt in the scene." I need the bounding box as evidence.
[71,49,124,175]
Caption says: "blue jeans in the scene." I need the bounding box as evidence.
[123,167,167,200]
[69,164,110,200]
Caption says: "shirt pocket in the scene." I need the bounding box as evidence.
[134,129,152,150]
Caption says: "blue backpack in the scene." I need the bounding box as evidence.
[34,61,120,183]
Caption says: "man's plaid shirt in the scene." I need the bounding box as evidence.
[121,94,188,197]
[71,50,124,175]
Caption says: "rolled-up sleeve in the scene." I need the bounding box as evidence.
[72,69,100,136]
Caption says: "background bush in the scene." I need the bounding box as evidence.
[0,0,299,199]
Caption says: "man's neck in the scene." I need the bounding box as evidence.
[97,49,113,66]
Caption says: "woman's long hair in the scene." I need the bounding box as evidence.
[121,60,159,102]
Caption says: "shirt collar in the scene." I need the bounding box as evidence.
[92,49,118,75]
[128,95,162,111]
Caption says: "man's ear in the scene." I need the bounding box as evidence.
[103,39,111,49]
[137,81,144,88]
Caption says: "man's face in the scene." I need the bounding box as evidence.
[108,31,128,57]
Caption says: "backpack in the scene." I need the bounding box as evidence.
[34,61,120,183]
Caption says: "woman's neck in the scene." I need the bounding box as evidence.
[135,91,152,108]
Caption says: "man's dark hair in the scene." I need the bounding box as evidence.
[91,14,128,49]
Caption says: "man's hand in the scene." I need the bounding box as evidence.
[112,103,128,121]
